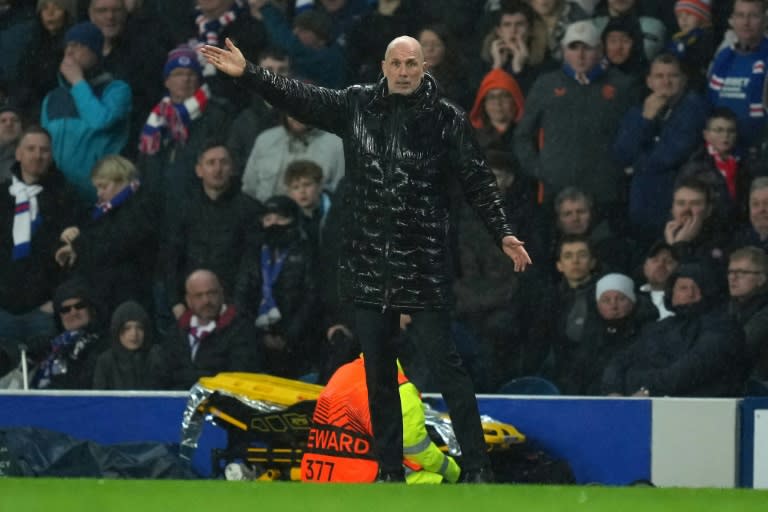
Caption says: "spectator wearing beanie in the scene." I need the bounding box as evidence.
[561,272,657,395]
[138,45,233,207]
[27,277,107,390]
[601,14,647,82]
[602,261,748,397]
[40,21,131,203]
[591,0,667,61]
[93,300,167,390]
[666,0,715,92]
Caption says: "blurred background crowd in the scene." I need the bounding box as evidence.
[0,0,767,398]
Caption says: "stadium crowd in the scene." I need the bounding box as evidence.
[0,0,767,397]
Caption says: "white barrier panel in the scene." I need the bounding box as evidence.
[753,410,768,489]
[651,398,740,488]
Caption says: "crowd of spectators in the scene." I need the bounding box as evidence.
[1,0,768,398]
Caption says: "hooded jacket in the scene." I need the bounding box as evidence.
[92,300,165,390]
[601,262,747,397]
[41,70,132,202]
[238,67,513,310]
[469,69,525,150]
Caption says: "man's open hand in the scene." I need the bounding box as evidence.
[502,235,532,272]
[199,37,247,77]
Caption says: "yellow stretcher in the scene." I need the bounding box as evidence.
[180,372,526,481]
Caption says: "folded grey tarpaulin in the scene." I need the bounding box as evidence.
[0,427,199,479]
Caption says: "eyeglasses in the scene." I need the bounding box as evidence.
[60,301,87,314]
[727,269,764,277]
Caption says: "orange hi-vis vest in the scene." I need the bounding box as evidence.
[301,358,409,483]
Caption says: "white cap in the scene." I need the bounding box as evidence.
[596,273,636,303]
[561,20,600,48]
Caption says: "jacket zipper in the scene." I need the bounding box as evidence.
[381,103,402,312]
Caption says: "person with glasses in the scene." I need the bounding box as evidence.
[26,277,107,389]
[602,260,747,397]
[679,107,759,224]
[727,246,768,382]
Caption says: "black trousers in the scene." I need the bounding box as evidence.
[354,306,490,473]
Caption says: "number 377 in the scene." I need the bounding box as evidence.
[305,459,335,481]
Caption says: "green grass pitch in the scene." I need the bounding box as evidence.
[2,479,767,512]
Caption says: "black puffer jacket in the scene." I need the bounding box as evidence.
[239,68,513,309]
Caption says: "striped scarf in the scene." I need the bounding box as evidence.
[9,176,42,261]
[195,0,246,47]
[139,84,211,155]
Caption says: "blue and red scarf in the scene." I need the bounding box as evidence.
[92,180,140,220]
[139,84,210,155]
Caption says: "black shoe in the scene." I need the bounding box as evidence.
[376,469,405,483]
[460,467,495,484]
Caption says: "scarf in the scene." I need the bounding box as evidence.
[709,37,768,120]
[182,304,237,361]
[196,0,246,46]
[139,84,211,155]
[92,180,140,220]
[562,60,608,85]
[707,142,739,200]
[9,176,43,261]
[188,315,216,361]
[32,330,98,389]
[255,245,287,329]
[668,27,705,58]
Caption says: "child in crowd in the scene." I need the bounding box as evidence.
[284,159,332,250]
[667,0,715,91]
[92,300,166,390]
[679,107,754,224]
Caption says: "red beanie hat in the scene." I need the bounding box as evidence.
[674,0,711,24]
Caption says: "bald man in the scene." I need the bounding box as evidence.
[202,35,531,483]
[165,269,262,389]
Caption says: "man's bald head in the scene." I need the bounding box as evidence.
[381,36,427,96]
[384,36,423,61]
[185,269,224,322]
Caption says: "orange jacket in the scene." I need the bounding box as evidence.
[469,68,525,130]
[300,358,409,483]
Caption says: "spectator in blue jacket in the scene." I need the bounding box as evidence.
[41,21,131,202]
[708,0,768,152]
[614,52,708,248]
[252,1,347,88]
